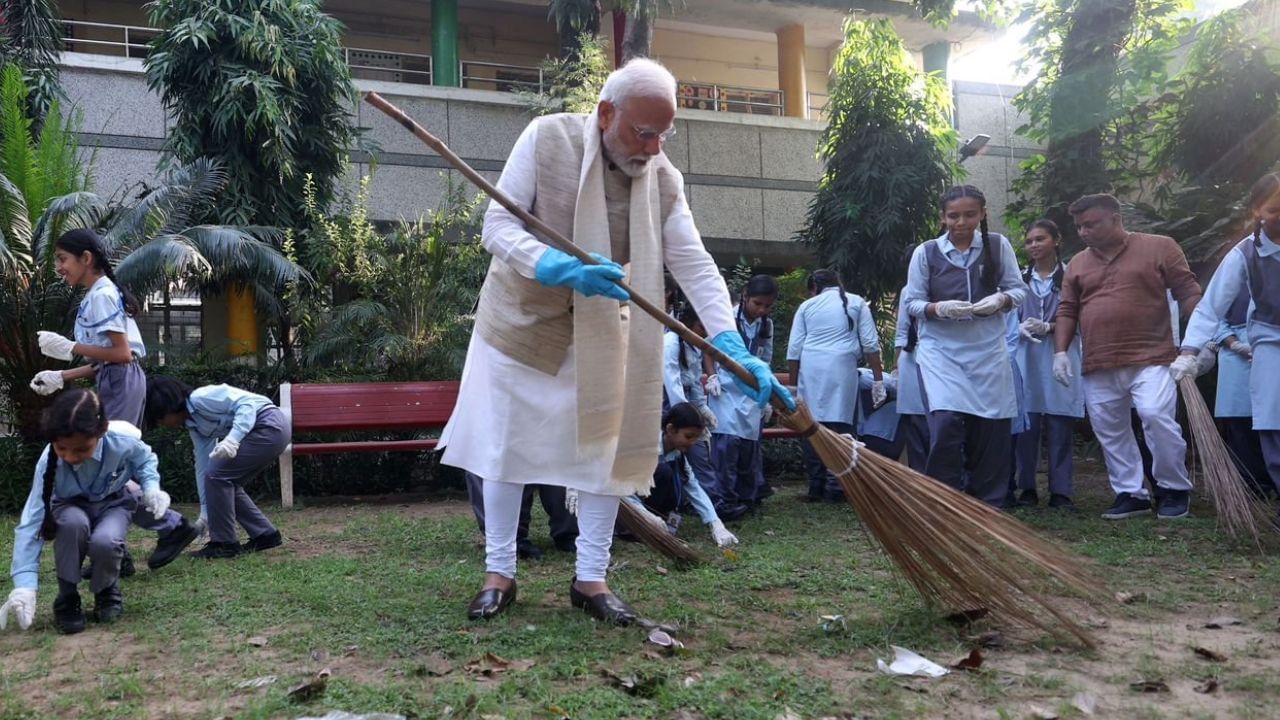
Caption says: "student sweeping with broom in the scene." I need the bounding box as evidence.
[436,58,791,624]
[662,305,732,516]
[1176,173,1280,502]
[902,185,1028,508]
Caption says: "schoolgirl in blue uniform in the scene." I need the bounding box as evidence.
[1210,285,1270,494]
[707,275,777,512]
[145,377,287,558]
[892,288,931,472]
[902,186,1029,507]
[1012,220,1083,509]
[1,390,171,634]
[662,305,729,514]
[786,269,884,502]
[1178,173,1280,501]
[29,228,198,570]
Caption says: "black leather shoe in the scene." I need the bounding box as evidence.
[569,578,637,626]
[191,541,242,559]
[149,518,199,570]
[240,530,283,554]
[93,583,123,623]
[54,589,86,635]
[516,539,543,560]
[467,581,517,620]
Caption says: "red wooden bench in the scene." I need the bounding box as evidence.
[278,381,459,507]
[276,374,797,507]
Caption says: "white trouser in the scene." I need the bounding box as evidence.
[484,479,619,581]
[1083,364,1191,498]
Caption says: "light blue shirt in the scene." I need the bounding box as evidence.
[656,433,718,525]
[893,290,928,416]
[903,232,1029,418]
[1184,232,1280,428]
[11,426,160,589]
[662,332,707,409]
[1214,319,1252,418]
[709,306,769,439]
[1015,266,1084,418]
[185,385,274,506]
[786,288,879,424]
[75,276,146,359]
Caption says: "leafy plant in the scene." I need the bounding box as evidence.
[521,32,611,116]
[796,18,958,312]
[0,0,64,124]
[143,0,359,234]
[303,176,488,380]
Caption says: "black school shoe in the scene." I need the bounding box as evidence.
[516,539,543,560]
[240,530,283,554]
[191,541,242,559]
[1157,489,1190,520]
[81,548,136,581]
[148,518,200,570]
[1100,492,1152,520]
[54,588,86,635]
[93,583,123,624]
[1047,494,1076,511]
[1015,489,1039,507]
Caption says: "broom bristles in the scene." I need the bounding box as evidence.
[777,401,1104,647]
[1177,376,1271,545]
[616,499,704,564]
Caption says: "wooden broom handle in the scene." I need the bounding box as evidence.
[364,91,785,407]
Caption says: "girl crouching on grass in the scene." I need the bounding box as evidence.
[1,390,172,634]
[145,377,288,559]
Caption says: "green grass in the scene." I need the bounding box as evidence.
[2,461,1280,719]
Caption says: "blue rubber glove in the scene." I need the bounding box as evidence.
[709,331,796,410]
[534,247,630,302]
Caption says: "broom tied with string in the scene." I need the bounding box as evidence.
[364,91,1107,646]
[1176,374,1271,545]
[616,499,703,564]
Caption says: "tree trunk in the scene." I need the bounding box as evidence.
[620,2,655,62]
[1040,0,1138,251]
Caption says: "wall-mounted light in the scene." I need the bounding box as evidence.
[959,133,990,164]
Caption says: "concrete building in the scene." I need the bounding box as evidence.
[53,0,1030,354]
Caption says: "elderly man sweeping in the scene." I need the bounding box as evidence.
[437,58,792,625]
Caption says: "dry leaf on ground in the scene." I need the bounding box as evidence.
[287,668,331,703]
[1129,680,1170,693]
[1194,679,1221,694]
[1194,647,1228,662]
[950,649,984,671]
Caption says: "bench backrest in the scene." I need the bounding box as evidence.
[282,381,460,433]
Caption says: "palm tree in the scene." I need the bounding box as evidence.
[0,0,64,123]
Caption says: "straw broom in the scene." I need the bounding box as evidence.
[365,92,1105,646]
[616,499,704,563]
[1177,376,1270,544]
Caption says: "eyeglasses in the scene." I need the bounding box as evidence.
[633,124,677,143]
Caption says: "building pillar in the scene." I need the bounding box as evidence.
[226,285,259,360]
[923,41,950,79]
[432,0,459,87]
[776,24,807,119]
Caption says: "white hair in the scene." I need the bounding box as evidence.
[599,58,677,107]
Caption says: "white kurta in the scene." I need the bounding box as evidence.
[438,119,735,494]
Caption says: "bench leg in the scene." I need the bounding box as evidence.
[280,447,294,509]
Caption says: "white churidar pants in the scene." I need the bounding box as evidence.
[1083,364,1191,498]
[483,479,619,581]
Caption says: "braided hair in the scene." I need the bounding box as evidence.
[808,269,855,332]
[1021,219,1065,292]
[662,401,705,432]
[674,304,701,372]
[56,229,139,316]
[39,390,109,540]
[1247,173,1280,249]
[940,185,999,297]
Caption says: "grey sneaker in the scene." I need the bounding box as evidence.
[1157,489,1190,520]
[1101,492,1152,520]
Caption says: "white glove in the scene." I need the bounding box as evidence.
[634,502,669,533]
[565,488,579,515]
[1169,353,1199,382]
[762,404,774,425]
[29,370,64,395]
[1195,344,1217,377]
[697,404,718,431]
[933,300,974,320]
[37,331,76,361]
[1052,351,1072,386]
[970,293,1008,317]
[1227,340,1253,360]
[871,380,887,409]
[1018,318,1050,343]
[709,519,738,548]
[210,438,240,460]
[142,488,170,521]
[0,588,37,631]
[704,374,723,397]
